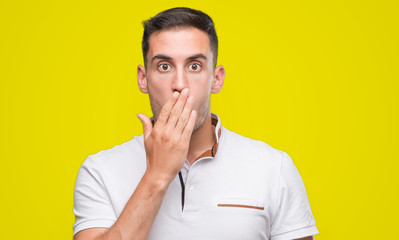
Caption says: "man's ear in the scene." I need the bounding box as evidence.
[137,64,148,93]
[211,65,225,94]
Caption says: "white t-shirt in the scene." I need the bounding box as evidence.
[73,114,318,239]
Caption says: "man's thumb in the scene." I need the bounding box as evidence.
[137,113,152,139]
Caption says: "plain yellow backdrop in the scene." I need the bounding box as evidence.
[1,0,398,239]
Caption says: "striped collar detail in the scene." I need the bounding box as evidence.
[195,113,221,160]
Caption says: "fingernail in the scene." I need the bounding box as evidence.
[182,88,189,95]
[188,96,193,102]
[173,91,179,98]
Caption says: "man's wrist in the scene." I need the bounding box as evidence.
[142,170,172,194]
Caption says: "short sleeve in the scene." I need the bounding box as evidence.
[270,152,319,240]
[73,155,117,237]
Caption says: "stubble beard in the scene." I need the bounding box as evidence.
[192,97,210,133]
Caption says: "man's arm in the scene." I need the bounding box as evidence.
[74,172,171,240]
[74,89,196,240]
[295,236,314,240]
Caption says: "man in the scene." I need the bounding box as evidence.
[73,7,318,240]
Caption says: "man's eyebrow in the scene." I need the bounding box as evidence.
[187,53,207,61]
[151,53,207,64]
[151,54,172,64]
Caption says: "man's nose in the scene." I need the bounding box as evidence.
[172,69,189,93]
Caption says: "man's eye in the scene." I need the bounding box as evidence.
[158,64,170,71]
[189,63,201,71]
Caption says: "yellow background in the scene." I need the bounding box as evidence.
[1,0,398,239]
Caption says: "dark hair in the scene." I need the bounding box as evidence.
[142,7,218,68]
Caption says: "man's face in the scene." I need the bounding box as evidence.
[143,27,216,131]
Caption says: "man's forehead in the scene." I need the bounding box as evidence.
[149,27,209,42]
[147,27,212,59]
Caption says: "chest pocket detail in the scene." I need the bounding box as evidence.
[217,198,264,210]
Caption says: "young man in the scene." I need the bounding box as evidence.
[73,7,318,240]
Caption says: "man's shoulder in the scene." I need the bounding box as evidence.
[80,134,146,170]
[221,126,284,162]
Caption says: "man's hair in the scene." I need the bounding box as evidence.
[142,7,218,68]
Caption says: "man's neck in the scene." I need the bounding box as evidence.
[186,112,216,165]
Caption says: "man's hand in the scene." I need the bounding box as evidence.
[137,88,197,185]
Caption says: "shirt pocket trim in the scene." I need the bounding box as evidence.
[217,198,265,210]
